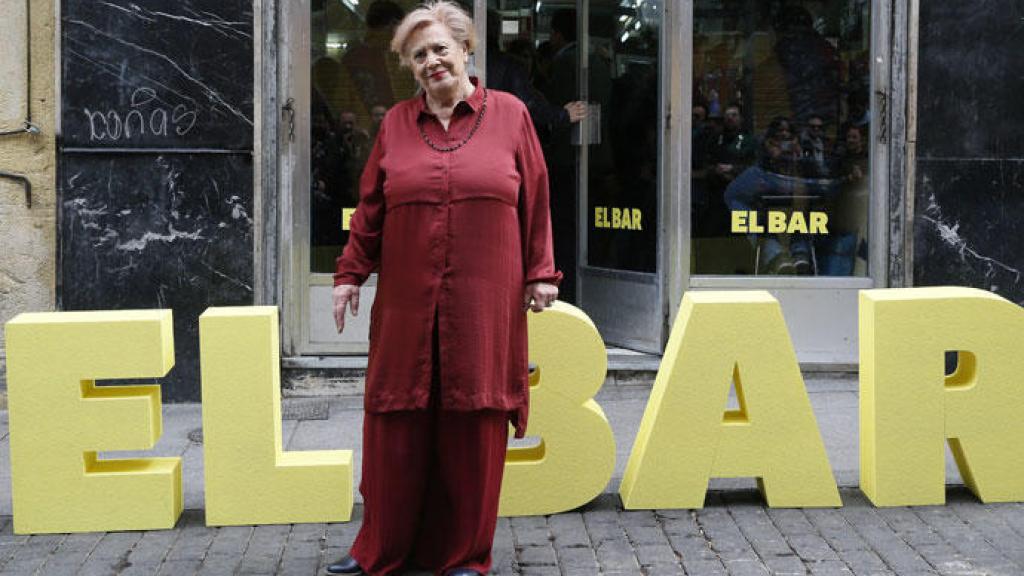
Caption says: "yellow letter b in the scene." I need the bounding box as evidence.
[499,302,615,516]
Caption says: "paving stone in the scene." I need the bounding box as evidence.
[77,531,143,575]
[510,516,551,547]
[518,544,558,567]
[555,544,599,573]
[1,534,65,575]
[807,559,855,576]
[548,512,589,548]
[681,558,730,576]
[634,541,681,567]
[236,523,292,575]
[624,523,670,546]
[594,538,639,572]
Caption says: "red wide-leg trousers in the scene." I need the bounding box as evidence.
[349,399,510,576]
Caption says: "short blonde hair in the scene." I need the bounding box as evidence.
[390,1,477,67]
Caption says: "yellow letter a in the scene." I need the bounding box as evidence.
[200,307,353,525]
[5,310,182,534]
[860,287,1024,506]
[620,292,840,509]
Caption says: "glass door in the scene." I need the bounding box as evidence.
[285,0,665,355]
[486,0,666,353]
[685,0,887,365]
[285,0,433,354]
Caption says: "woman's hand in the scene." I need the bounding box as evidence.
[523,282,558,313]
[564,101,588,123]
[333,284,360,333]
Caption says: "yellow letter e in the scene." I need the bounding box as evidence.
[200,307,353,525]
[620,292,840,509]
[5,310,182,534]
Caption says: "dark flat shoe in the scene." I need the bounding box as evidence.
[446,569,483,576]
[326,554,363,574]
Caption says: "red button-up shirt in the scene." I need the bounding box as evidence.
[334,78,561,438]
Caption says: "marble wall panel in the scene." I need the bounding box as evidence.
[61,0,253,149]
[60,153,254,400]
[916,1,1024,159]
[913,158,1023,306]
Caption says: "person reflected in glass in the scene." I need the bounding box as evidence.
[311,86,349,248]
[484,9,587,134]
[725,116,839,275]
[799,114,831,179]
[328,2,561,575]
[704,103,757,236]
[817,123,869,275]
[369,103,388,142]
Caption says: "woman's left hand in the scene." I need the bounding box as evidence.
[524,282,559,312]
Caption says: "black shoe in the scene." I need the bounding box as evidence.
[326,555,363,574]
[446,569,483,576]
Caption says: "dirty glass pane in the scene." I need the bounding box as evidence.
[487,0,661,301]
[309,0,420,273]
[690,0,871,277]
[584,0,661,274]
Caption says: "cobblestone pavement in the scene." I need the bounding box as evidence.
[2,489,1024,575]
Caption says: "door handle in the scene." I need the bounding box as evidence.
[874,89,888,143]
[571,103,601,146]
[282,97,296,142]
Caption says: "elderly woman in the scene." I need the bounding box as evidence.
[327,2,560,575]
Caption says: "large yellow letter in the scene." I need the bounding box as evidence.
[620,292,840,509]
[499,302,615,516]
[200,307,352,525]
[860,287,1024,506]
[4,311,181,534]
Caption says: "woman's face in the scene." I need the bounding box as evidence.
[406,22,469,98]
[776,122,793,141]
[846,127,863,152]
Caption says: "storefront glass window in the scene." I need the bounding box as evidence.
[584,0,661,274]
[309,0,420,273]
[690,0,871,277]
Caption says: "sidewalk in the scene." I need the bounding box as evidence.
[1,375,1023,575]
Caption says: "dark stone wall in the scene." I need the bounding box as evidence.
[59,0,254,400]
[913,1,1024,305]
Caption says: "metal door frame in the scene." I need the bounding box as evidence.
[279,0,490,356]
[575,0,669,353]
[669,0,906,365]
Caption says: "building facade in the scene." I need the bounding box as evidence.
[0,0,1021,400]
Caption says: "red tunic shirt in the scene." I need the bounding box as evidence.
[334,79,561,438]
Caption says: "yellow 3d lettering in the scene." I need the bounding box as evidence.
[499,302,616,516]
[200,307,352,525]
[620,291,840,509]
[860,287,1024,506]
[4,311,182,534]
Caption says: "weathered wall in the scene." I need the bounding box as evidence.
[913,1,1024,304]
[0,0,57,387]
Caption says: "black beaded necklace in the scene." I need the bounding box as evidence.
[418,87,488,153]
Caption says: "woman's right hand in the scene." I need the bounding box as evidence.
[564,101,588,123]
[333,284,360,334]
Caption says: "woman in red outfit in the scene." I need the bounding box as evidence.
[327,2,561,575]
